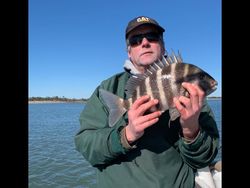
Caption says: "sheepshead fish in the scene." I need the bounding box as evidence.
[99,53,218,127]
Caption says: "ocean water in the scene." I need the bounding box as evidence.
[29,99,221,188]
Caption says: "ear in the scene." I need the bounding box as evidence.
[127,47,132,58]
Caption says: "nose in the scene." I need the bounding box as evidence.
[141,37,150,46]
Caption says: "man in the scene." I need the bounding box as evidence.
[75,16,219,188]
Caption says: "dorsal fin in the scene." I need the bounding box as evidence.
[162,55,170,66]
[125,51,183,97]
[169,49,183,64]
[172,51,179,64]
[176,50,183,63]
[125,56,168,97]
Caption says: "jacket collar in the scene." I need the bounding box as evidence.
[123,59,141,75]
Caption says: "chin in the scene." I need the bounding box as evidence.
[140,56,158,65]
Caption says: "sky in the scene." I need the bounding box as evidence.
[29,0,221,99]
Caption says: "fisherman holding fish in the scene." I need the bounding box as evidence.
[75,16,220,188]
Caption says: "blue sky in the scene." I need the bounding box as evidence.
[29,0,221,99]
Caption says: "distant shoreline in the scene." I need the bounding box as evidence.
[28,100,86,104]
[207,97,222,100]
[29,97,221,104]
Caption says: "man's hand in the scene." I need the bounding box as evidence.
[174,82,205,140]
[125,95,162,144]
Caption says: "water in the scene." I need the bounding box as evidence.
[29,99,221,187]
[207,99,222,161]
[29,103,96,188]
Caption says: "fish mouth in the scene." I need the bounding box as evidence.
[206,81,218,95]
[212,81,218,90]
[211,85,217,93]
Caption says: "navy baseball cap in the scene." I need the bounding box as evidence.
[125,16,165,39]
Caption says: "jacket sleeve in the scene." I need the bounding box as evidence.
[178,100,220,169]
[74,85,130,168]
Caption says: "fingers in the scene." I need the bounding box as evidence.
[196,86,205,106]
[174,96,189,114]
[137,111,162,128]
[173,83,204,138]
[182,82,205,108]
[126,95,162,142]
[174,82,205,119]
[173,97,185,114]
[130,95,150,110]
[126,109,161,142]
[131,95,159,116]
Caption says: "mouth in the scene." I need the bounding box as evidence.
[141,51,153,56]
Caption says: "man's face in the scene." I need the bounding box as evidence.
[127,25,164,73]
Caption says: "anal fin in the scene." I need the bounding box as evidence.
[169,107,180,126]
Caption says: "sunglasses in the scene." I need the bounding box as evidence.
[128,32,161,47]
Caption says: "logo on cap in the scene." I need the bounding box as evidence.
[136,16,150,23]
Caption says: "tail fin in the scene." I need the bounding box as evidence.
[99,89,127,127]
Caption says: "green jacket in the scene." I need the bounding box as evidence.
[75,71,219,188]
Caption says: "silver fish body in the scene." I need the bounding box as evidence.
[99,53,217,127]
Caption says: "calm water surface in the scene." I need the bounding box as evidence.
[29,99,221,188]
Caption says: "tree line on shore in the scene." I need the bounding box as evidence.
[29,96,88,102]
[29,96,220,103]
